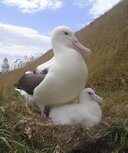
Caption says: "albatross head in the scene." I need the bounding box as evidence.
[80,88,103,104]
[51,25,91,56]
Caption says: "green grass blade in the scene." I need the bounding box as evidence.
[0,136,11,149]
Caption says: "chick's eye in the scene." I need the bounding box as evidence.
[64,32,68,35]
[88,92,92,95]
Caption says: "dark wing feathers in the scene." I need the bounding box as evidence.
[15,70,48,95]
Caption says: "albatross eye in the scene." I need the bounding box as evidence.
[88,92,92,95]
[64,32,68,35]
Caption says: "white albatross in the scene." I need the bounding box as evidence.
[15,25,91,115]
[49,88,103,128]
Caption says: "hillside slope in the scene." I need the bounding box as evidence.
[77,0,128,90]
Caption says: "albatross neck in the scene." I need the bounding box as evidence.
[52,43,81,59]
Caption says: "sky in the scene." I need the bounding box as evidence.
[0,0,122,71]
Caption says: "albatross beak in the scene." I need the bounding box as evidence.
[72,36,91,56]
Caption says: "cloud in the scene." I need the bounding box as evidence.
[74,0,87,8]
[1,0,63,13]
[89,0,122,18]
[0,23,51,58]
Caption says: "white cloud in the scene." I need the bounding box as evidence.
[0,23,51,58]
[1,0,63,13]
[89,0,122,18]
[74,0,87,8]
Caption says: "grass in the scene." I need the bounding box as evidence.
[0,86,128,153]
[0,50,128,153]
[0,56,128,152]
[0,93,54,153]
[104,119,128,153]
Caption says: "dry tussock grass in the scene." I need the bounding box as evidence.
[0,50,127,152]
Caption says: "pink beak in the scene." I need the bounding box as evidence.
[72,36,91,56]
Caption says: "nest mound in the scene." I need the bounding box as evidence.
[15,112,109,153]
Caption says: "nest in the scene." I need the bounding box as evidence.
[15,112,109,153]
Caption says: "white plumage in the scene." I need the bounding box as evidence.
[49,88,103,128]
[33,25,91,114]
[14,88,38,109]
[36,57,55,74]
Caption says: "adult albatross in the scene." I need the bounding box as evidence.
[15,25,91,115]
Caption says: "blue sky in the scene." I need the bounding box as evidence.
[0,0,121,70]
[0,0,93,34]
